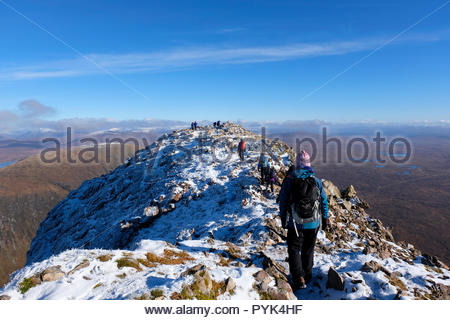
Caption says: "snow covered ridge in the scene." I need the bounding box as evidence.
[1,122,449,300]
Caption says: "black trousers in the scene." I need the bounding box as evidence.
[260,167,267,182]
[287,227,318,280]
[238,149,245,160]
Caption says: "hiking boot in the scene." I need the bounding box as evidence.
[292,277,307,291]
[304,274,312,284]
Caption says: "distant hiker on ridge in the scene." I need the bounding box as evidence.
[193,121,198,130]
[266,165,277,193]
[238,138,246,161]
[278,150,329,291]
[213,122,217,128]
[191,122,194,130]
[258,153,270,184]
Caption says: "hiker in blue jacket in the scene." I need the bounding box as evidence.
[279,150,329,291]
[258,153,270,183]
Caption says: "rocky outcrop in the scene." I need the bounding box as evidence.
[250,253,297,300]
[40,266,65,282]
[68,259,90,276]
[178,265,235,299]
[327,267,345,291]
[322,179,342,198]
[180,264,206,277]
[225,277,236,293]
[254,270,271,288]
[360,261,391,275]
[342,185,357,199]
[253,269,296,300]
[319,180,410,263]
[421,254,449,270]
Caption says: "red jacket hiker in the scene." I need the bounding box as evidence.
[238,139,246,160]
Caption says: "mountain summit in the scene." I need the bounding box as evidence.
[0,123,448,300]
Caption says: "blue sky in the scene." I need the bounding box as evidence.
[0,0,449,126]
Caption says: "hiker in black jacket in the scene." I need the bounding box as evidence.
[278,150,329,291]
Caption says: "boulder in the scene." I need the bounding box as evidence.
[328,196,338,208]
[327,267,345,291]
[265,218,285,237]
[68,259,90,276]
[262,253,287,275]
[342,185,357,199]
[384,229,395,242]
[421,254,448,269]
[363,245,378,255]
[193,270,213,296]
[169,184,189,203]
[144,206,159,217]
[268,287,297,300]
[180,264,206,277]
[181,284,194,298]
[170,192,182,203]
[276,278,293,293]
[30,275,42,286]
[378,248,392,260]
[322,180,342,198]
[360,260,382,273]
[268,230,283,244]
[225,277,236,293]
[0,295,11,300]
[428,283,450,300]
[264,266,288,283]
[341,200,352,212]
[360,260,392,276]
[394,290,406,300]
[41,266,65,282]
[357,198,370,209]
[253,270,272,285]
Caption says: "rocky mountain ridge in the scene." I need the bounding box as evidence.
[0,122,448,300]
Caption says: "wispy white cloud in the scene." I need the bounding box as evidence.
[216,27,246,34]
[9,70,83,80]
[0,32,446,81]
[0,100,55,132]
[18,99,56,118]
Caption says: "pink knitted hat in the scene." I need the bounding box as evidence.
[296,149,311,168]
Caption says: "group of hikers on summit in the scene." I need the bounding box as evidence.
[190,123,329,292]
[190,121,198,130]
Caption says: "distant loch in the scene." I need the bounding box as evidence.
[0,161,16,169]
